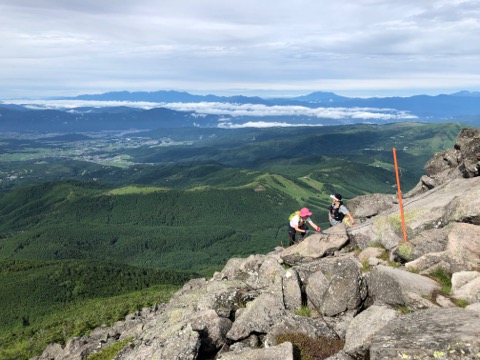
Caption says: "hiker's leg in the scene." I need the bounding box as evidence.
[288,226,296,246]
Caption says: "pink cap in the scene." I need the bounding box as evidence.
[299,207,312,217]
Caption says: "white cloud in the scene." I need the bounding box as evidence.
[218,121,324,129]
[2,99,417,122]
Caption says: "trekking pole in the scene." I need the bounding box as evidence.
[392,147,408,243]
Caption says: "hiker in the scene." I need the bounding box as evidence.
[288,207,321,246]
[328,193,356,227]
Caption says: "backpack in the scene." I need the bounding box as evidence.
[288,211,300,221]
[329,203,346,221]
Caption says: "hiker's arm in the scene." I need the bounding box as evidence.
[308,220,321,232]
[346,211,356,226]
[294,224,308,233]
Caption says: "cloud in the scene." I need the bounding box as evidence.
[218,121,324,129]
[3,99,417,122]
[0,0,479,98]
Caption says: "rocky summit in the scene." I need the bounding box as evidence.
[33,128,480,360]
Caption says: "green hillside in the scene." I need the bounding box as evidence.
[0,180,298,272]
[0,259,188,359]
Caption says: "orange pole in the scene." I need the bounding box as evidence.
[392,148,408,243]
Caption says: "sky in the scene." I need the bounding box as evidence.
[1,0,480,99]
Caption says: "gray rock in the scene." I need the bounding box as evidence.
[320,258,367,316]
[265,314,338,347]
[118,323,200,360]
[365,265,440,309]
[466,302,480,313]
[451,271,480,303]
[324,350,354,360]
[189,309,232,351]
[347,193,395,222]
[281,230,349,265]
[215,254,266,284]
[218,341,294,360]
[344,305,399,358]
[357,247,385,262]
[227,290,286,341]
[369,308,480,359]
[305,268,330,312]
[282,268,303,311]
[256,256,286,289]
[406,222,480,274]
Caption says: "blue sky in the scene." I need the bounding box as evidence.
[1,0,480,99]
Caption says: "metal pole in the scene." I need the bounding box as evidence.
[392,147,408,243]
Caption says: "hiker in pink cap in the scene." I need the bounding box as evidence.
[287,207,321,246]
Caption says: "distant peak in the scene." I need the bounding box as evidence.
[450,90,480,97]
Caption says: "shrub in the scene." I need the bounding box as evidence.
[361,259,371,272]
[429,267,452,294]
[452,298,469,308]
[276,333,344,360]
[295,306,311,317]
[396,242,414,262]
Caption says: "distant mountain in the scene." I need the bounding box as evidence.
[55,89,480,117]
[450,90,480,97]
[1,90,480,133]
[59,90,271,105]
[0,106,222,132]
[288,91,351,103]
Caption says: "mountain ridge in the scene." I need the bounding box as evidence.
[2,89,480,131]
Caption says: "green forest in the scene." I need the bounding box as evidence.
[0,122,465,359]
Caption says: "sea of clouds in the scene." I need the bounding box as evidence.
[1,99,417,128]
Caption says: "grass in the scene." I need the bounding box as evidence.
[428,268,452,294]
[295,306,311,317]
[361,259,371,272]
[105,185,170,195]
[86,337,134,360]
[452,298,470,308]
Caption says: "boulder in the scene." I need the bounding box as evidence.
[227,289,286,341]
[281,230,349,265]
[405,223,480,274]
[346,193,395,222]
[217,341,294,360]
[265,314,338,347]
[282,268,303,311]
[369,308,480,359]
[344,305,399,358]
[451,271,480,304]
[365,265,440,309]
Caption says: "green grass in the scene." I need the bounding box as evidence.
[429,268,452,294]
[295,306,312,317]
[105,185,170,195]
[86,337,134,360]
